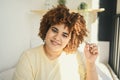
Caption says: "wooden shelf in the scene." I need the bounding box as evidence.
[31,8,105,15]
[77,8,105,13]
[31,10,48,15]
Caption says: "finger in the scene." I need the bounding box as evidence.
[85,43,90,51]
[89,43,97,48]
[89,44,98,55]
[84,44,91,56]
[90,46,98,53]
[92,50,98,55]
[85,44,93,53]
[84,43,98,55]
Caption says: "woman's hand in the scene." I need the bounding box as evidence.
[84,43,99,80]
[84,43,98,64]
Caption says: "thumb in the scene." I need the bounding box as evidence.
[84,44,90,54]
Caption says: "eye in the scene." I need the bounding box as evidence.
[62,33,69,38]
[51,27,58,33]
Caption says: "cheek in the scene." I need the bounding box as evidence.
[62,38,70,45]
[45,31,53,39]
[62,35,71,45]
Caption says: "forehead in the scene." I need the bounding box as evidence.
[52,24,70,32]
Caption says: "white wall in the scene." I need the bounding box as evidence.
[0,0,29,72]
[0,0,46,72]
[117,0,120,14]
[0,0,93,72]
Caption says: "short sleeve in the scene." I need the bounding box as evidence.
[12,52,34,80]
[76,51,86,80]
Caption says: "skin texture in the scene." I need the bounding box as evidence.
[84,43,98,80]
[44,24,71,60]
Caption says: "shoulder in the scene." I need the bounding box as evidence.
[24,44,43,55]
[20,44,44,61]
[16,44,44,70]
[25,44,43,53]
[14,45,44,79]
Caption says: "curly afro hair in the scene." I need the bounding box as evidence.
[38,5,88,53]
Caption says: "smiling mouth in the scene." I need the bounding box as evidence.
[51,40,61,46]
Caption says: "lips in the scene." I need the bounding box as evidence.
[51,40,61,46]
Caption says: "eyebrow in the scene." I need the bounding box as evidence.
[51,26,57,30]
[51,26,69,35]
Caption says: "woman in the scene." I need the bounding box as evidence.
[13,5,98,80]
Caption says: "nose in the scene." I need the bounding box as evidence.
[54,33,61,41]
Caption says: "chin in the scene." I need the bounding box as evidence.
[50,47,62,51]
[51,46,64,52]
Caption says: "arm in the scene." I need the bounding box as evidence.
[86,62,98,80]
[84,43,98,80]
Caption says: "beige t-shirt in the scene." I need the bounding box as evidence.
[13,45,86,80]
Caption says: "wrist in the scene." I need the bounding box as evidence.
[86,61,96,71]
[86,60,95,65]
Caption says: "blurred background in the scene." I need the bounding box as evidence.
[0,0,119,79]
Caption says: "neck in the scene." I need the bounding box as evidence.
[43,44,62,60]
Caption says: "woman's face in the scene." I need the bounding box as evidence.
[45,24,71,52]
